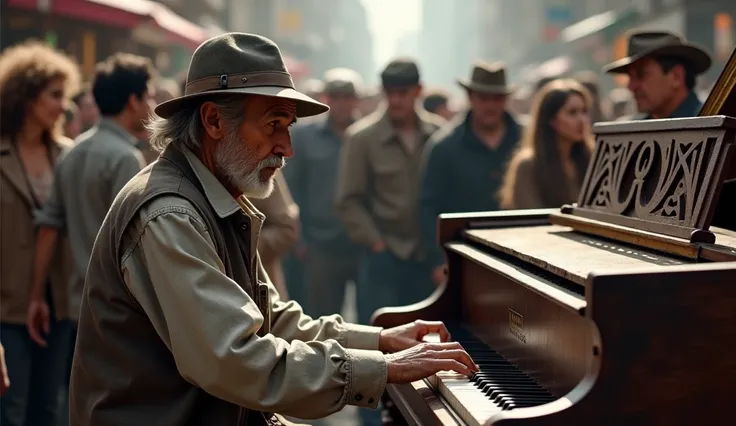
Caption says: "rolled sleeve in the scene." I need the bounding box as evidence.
[120,196,387,419]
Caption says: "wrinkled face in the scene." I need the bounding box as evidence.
[468,91,507,130]
[550,93,589,142]
[626,57,682,116]
[213,95,296,198]
[325,92,359,125]
[384,85,421,123]
[29,78,65,132]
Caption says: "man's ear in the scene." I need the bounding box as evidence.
[200,102,224,140]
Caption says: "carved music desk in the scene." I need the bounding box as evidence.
[373,51,736,426]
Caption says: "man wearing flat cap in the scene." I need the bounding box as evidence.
[284,68,364,322]
[335,58,446,324]
[70,33,476,426]
[604,30,712,119]
[418,62,521,286]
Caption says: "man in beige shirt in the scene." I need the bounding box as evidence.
[335,58,446,326]
[70,33,475,426]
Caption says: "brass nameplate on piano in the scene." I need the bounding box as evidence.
[508,309,526,343]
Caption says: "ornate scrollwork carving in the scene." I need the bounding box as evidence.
[579,134,718,227]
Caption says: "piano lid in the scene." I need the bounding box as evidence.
[463,224,694,287]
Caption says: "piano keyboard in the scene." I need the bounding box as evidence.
[424,326,556,426]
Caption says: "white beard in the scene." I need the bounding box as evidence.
[214,130,284,199]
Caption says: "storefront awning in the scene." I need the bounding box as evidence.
[8,0,207,50]
[560,7,639,44]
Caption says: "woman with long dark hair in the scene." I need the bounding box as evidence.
[0,41,79,426]
[499,79,594,209]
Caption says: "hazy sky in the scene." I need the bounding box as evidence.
[361,0,421,69]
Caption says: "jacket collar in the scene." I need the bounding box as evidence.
[453,110,521,149]
[0,136,65,207]
[181,147,264,220]
[374,106,439,144]
[644,91,703,119]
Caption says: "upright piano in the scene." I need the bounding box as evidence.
[372,52,736,426]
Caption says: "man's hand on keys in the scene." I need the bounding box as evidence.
[379,320,478,384]
[385,341,478,383]
[378,320,452,353]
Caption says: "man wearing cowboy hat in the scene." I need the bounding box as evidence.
[418,62,522,286]
[604,30,712,120]
[69,33,476,426]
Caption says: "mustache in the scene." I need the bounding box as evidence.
[259,154,285,169]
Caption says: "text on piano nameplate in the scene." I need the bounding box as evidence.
[508,308,526,343]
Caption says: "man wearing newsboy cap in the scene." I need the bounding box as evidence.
[70,33,476,426]
[604,30,713,119]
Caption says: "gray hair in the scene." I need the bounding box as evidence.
[146,95,247,153]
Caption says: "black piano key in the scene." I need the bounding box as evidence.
[444,323,557,412]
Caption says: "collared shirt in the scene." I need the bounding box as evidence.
[335,108,446,259]
[419,111,521,266]
[285,117,357,249]
[35,118,145,319]
[118,147,387,417]
[249,170,299,292]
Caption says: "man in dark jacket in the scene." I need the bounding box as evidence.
[604,30,712,119]
[418,62,521,286]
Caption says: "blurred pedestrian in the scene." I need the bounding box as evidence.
[62,103,82,140]
[0,40,80,426]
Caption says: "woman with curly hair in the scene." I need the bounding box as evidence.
[0,40,80,426]
[499,79,595,209]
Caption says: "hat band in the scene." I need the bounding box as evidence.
[185,71,295,96]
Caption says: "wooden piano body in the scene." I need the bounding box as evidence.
[373,53,736,426]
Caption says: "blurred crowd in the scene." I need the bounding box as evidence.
[0,27,716,426]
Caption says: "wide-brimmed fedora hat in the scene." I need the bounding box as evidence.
[603,30,712,74]
[457,62,516,95]
[155,32,329,119]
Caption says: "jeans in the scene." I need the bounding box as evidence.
[0,320,73,426]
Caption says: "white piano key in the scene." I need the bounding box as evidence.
[428,372,503,426]
[422,332,441,343]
